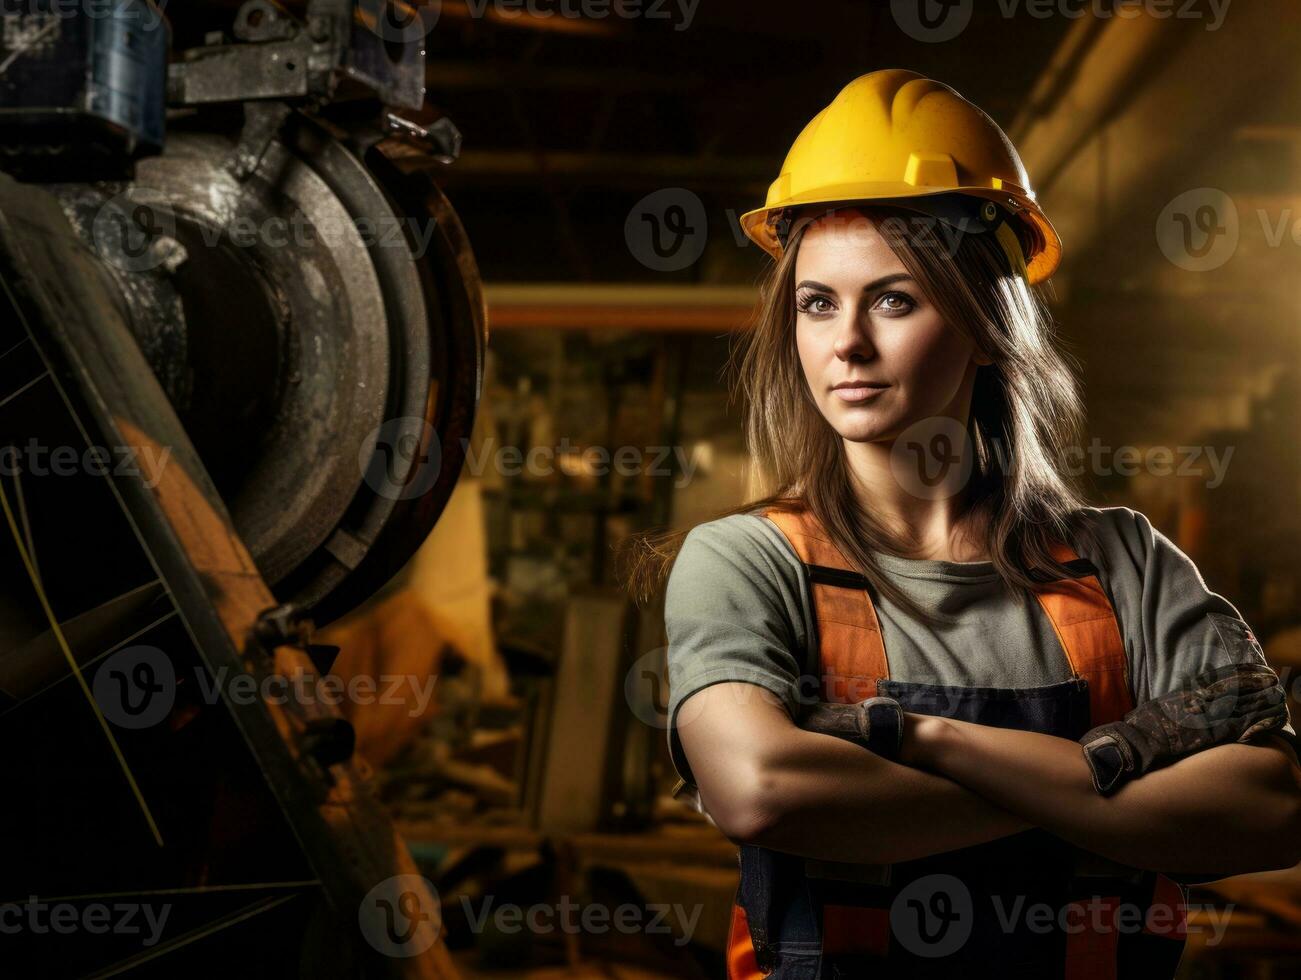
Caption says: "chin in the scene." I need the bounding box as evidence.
[832,420,888,443]
[824,402,907,444]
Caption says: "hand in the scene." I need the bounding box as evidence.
[798,696,906,761]
[1080,662,1291,795]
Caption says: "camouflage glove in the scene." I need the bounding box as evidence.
[1080,662,1291,796]
[798,696,906,762]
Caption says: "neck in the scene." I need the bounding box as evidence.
[842,433,989,563]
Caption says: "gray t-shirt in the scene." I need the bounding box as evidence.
[665,505,1286,788]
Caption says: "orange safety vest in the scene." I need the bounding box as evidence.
[725,503,1188,979]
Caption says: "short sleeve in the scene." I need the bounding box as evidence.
[664,515,811,789]
[1080,507,1296,740]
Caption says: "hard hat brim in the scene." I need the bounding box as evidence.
[740,184,1062,285]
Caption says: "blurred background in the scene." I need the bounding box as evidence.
[2,0,1300,977]
[349,1,1301,974]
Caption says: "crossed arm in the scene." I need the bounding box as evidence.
[679,681,1301,877]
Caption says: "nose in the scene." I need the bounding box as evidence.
[832,302,877,362]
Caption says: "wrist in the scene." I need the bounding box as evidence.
[1080,719,1153,795]
[860,696,905,761]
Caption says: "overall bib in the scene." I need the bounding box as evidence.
[725,505,1189,979]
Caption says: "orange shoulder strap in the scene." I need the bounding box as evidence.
[1032,541,1135,723]
[762,504,888,703]
[761,505,1133,722]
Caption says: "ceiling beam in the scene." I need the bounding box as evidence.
[486,283,757,331]
[1017,0,1301,280]
[393,146,772,194]
[426,61,705,93]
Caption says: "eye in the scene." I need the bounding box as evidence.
[796,293,836,317]
[874,291,916,316]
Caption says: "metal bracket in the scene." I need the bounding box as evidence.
[252,601,314,652]
[227,101,294,181]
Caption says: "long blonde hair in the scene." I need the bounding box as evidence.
[621,203,1099,623]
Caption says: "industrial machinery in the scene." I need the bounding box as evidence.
[0,1,484,975]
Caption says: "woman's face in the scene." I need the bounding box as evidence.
[793,209,990,446]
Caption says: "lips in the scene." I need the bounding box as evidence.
[832,383,889,404]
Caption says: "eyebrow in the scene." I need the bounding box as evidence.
[796,274,914,294]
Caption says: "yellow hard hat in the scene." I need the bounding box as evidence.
[741,69,1062,284]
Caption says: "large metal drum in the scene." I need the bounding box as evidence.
[51,108,486,624]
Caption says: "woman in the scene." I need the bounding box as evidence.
[627,70,1301,978]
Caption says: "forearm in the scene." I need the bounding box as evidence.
[912,713,1301,875]
[715,724,1031,864]
[680,683,1029,863]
